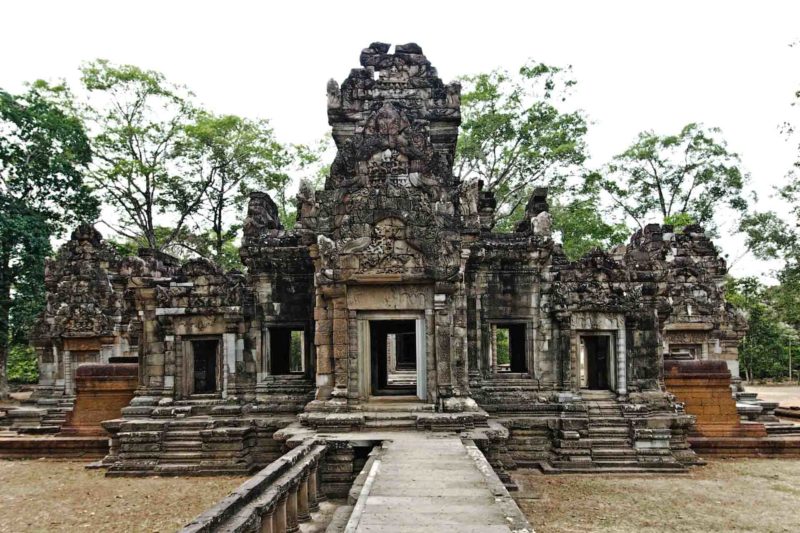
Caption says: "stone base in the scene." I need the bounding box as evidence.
[0,436,108,459]
[689,436,800,457]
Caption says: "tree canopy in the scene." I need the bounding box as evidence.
[589,123,749,233]
[81,59,205,251]
[455,61,588,231]
[0,81,97,398]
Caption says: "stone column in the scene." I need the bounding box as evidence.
[331,295,349,398]
[259,506,274,533]
[308,464,320,511]
[387,334,397,373]
[297,472,310,522]
[314,292,333,401]
[616,325,627,397]
[63,349,74,395]
[286,485,299,533]
[274,495,287,533]
[315,461,327,503]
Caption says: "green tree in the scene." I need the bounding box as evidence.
[80,60,208,250]
[0,81,97,398]
[550,184,631,260]
[176,112,291,266]
[455,61,588,231]
[590,123,748,233]
[726,277,799,382]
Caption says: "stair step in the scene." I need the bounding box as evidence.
[162,441,203,449]
[592,448,637,457]
[589,426,628,435]
[588,437,630,446]
[363,412,415,421]
[364,420,417,428]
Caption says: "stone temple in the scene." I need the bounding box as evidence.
[22,43,749,479]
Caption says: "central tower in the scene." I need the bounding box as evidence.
[296,42,473,412]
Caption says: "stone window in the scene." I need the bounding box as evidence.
[493,323,527,373]
[268,327,305,375]
[668,343,703,359]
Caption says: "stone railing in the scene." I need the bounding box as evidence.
[179,440,326,533]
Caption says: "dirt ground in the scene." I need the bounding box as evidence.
[745,384,800,408]
[0,460,245,532]
[513,459,800,533]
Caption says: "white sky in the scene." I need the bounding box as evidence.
[2,0,798,281]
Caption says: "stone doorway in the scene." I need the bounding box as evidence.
[370,320,417,396]
[580,335,616,391]
[358,313,427,401]
[189,339,220,395]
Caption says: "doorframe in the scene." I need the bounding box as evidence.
[578,333,617,392]
[357,311,427,401]
[181,335,222,398]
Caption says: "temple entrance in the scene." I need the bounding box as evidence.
[580,335,615,391]
[370,320,417,396]
[191,339,219,394]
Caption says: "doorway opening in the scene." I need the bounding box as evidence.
[580,335,615,391]
[370,320,416,396]
[192,339,219,394]
[269,327,305,375]
[493,323,527,373]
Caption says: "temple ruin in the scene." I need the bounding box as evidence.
[10,43,765,481]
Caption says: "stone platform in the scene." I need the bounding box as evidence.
[0,435,108,459]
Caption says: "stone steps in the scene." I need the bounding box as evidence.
[588,426,629,437]
[162,441,203,452]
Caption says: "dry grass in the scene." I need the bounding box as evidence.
[513,459,800,533]
[0,459,245,533]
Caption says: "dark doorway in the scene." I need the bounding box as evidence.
[370,320,416,396]
[270,328,305,375]
[494,323,527,373]
[192,340,218,394]
[583,336,610,390]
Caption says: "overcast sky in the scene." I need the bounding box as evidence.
[2,1,798,280]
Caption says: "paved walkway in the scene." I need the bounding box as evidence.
[345,432,531,532]
[746,385,800,407]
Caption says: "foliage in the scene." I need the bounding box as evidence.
[726,277,800,382]
[495,327,510,366]
[0,81,97,398]
[7,344,38,383]
[455,61,588,230]
[589,123,748,233]
[550,184,631,260]
[80,59,206,250]
[176,112,291,265]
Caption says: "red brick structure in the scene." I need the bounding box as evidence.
[664,360,766,439]
[665,359,800,457]
[59,363,138,437]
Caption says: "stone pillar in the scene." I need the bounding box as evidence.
[63,349,74,395]
[259,506,274,533]
[274,495,287,533]
[616,326,627,397]
[297,472,310,522]
[315,462,327,503]
[314,292,333,401]
[286,486,299,533]
[331,294,349,399]
[308,464,320,512]
[387,334,397,373]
